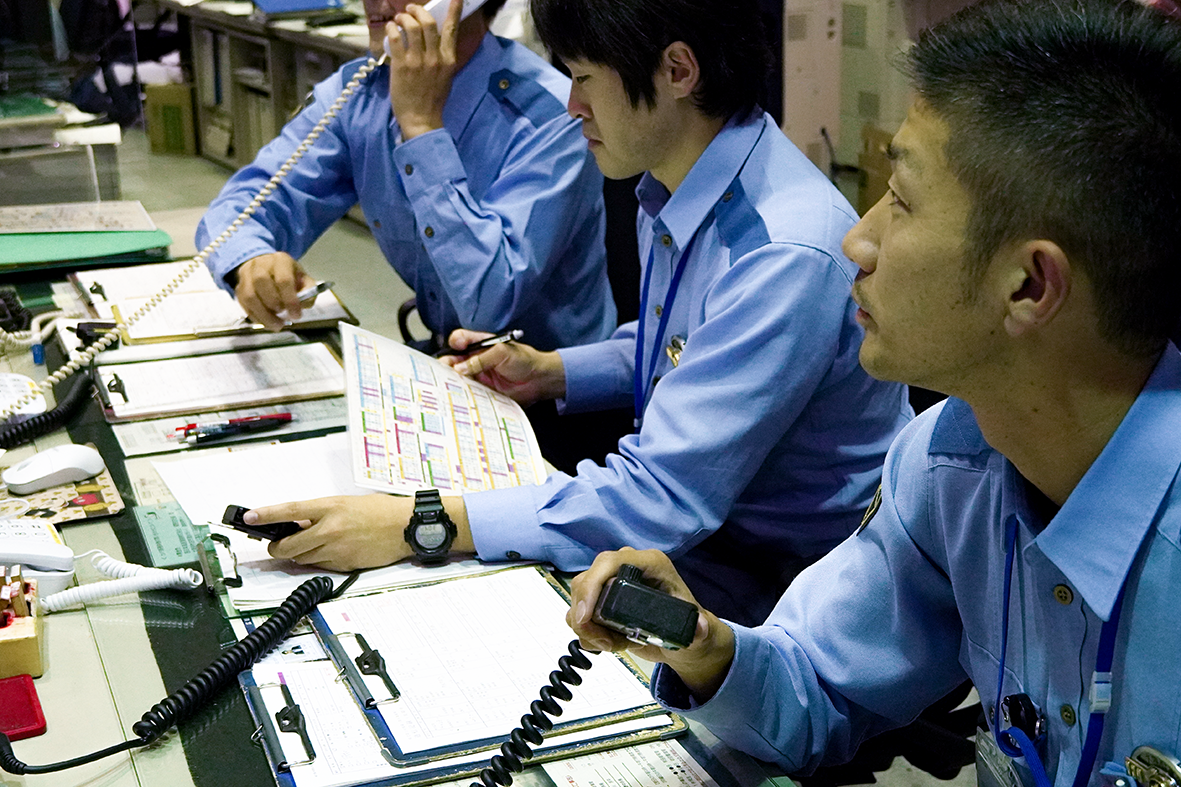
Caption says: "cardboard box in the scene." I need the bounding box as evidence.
[145,83,196,156]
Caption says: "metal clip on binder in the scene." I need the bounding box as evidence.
[324,631,400,707]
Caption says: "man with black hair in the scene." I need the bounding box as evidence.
[247,0,911,627]
[565,0,1181,779]
[197,0,615,353]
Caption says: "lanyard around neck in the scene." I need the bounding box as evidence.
[633,232,698,430]
[993,514,1128,787]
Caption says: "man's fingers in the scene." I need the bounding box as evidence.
[246,498,335,524]
[458,353,485,376]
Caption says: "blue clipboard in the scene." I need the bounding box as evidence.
[238,656,688,787]
[308,565,677,766]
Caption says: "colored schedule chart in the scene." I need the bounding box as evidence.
[342,324,547,495]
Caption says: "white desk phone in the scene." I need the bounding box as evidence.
[0,537,75,596]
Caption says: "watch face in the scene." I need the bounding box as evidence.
[416,523,448,550]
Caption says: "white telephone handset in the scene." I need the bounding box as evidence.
[423,0,489,26]
[386,0,490,53]
[2,538,75,596]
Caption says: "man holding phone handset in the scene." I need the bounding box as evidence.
[197,0,615,353]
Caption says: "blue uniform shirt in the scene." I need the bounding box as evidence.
[466,111,911,615]
[197,34,615,351]
[655,345,1181,782]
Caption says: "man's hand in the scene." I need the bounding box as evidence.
[567,548,736,703]
[234,252,315,331]
[440,329,567,406]
[246,494,473,572]
[385,0,463,140]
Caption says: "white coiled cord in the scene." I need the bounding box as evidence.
[0,309,87,355]
[39,549,204,613]
[0,54,387,420]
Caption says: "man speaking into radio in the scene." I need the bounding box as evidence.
[564,0,1181,781]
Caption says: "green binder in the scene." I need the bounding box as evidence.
[0,229,173,270]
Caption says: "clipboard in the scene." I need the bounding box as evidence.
[309,565,675,766]
[92,342,345,422]
[69,262,357,345]
[240,659,686,787]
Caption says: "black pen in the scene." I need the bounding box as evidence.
[434,329,524,357]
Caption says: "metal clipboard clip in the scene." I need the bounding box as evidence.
[325,631,400,707]
[249,680,316,771]
[208,532,243,588]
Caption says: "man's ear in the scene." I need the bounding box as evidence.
[660,41,701,100]
[1002,240,1071,338]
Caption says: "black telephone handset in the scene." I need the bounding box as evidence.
[471,565,699,787]
[221,504,302,541]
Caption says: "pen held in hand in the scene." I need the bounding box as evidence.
[435,329,524,357]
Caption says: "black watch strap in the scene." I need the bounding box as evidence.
[405,488,455,565]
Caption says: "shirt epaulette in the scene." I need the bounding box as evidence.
[929,397,991,456]
[488,69,564,128]
[713,178,771,263]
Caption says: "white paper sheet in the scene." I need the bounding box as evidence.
[541,740,718,787]
[0,201,155,233]
[152,432,369,527]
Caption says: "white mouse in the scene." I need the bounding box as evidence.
[2,444,106,495]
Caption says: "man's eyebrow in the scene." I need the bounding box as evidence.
[885,142,919,171]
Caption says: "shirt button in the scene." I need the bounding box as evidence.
[506,550,520,560]
[424,226,435,238]
[373,219,382,228]
[722,191,734,202]
[654,305,663,317]
[1060,705,1076,726]
[499,78,510,90]
[404,164,414,175]
[1052,584,1074,605]
[661,234,672,247]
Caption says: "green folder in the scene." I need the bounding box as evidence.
[0,229,173,270]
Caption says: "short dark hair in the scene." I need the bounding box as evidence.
[530,0,771,121]
[908,0,1181,357]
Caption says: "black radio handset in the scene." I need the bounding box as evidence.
[471,565,699,787]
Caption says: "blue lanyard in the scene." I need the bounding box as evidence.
[993,514,1127,787]
[633,232,697,430]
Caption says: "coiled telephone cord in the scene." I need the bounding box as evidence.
[38,550,204,613]
[0,575,335,774]
[0,54,387,421]
[472,639,595,787]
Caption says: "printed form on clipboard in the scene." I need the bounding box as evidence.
[95,342,345,422]
[342,324,546,495]
[241,660,679,787]
[71,261,356,344]
[310,566,667,764]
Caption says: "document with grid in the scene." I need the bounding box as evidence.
[341,324,546,494]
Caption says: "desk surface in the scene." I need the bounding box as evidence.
[1,284,790,787]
